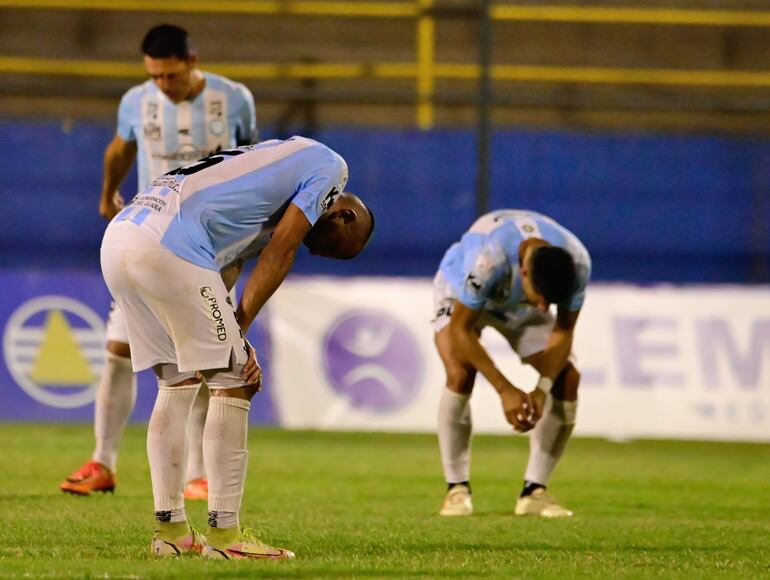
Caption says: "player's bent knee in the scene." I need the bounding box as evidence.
[106,340,131,359]
[202,364,260,400]
[445,366,475,395]
[152,363,199,388]
[210,383,259,401]
[552,363,580,401]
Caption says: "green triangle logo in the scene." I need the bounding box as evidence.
[29,310,96,385]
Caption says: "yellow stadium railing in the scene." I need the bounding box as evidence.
[5,1,770,27]
[3,1,770,128]
[6,56,770,87]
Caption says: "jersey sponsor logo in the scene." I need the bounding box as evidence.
[466,273,483,293]
[322,311,422,413]
[149,175,182,192]
[209,119,225,136]
[513,217,541,239]
[466,245,509,300]
[321,188,340,212]
[433,299,455,321]
[199,286,228,342]
[151,149,212,162]
[209,101,225,136]
[3,296,105,409]
[144,123,162,140]
[132,195,168,212]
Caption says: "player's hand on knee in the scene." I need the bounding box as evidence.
[528,387,547,424]
[500,386,535,432]
[240,339,262,390]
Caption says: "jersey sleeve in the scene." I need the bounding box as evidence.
[456,242,508,310]
[116,91,137,142]
[290,152,349,226]
[233,84,257,145]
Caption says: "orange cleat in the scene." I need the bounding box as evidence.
[183,477,208,501]
[60,461,116,496]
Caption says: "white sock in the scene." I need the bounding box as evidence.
[92,352,136,472]
[437,388,472,484]
[204,396,251,525]
[185,383,210,482]
[524,398,577,486]
[147,383,200,512]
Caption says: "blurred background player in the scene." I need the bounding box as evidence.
[100,137,374,558]
[60,24,257,500]
[433,209,591,517]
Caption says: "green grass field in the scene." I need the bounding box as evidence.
[0,424,767,578]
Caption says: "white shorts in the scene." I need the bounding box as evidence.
[100,221,248,384]
[105,302,129,344]
[105,289,237,346]
[432,271,554,359]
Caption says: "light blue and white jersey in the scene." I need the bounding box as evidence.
[112,137,348,271]
[117,72,256,190]
[439,209,591,313]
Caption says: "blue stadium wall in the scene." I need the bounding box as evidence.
[1,120,769,427]
[2,119,769,283]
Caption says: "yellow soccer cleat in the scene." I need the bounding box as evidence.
[439,483,473,516]
[515,487,573,518]
[183,477,208,501]
[202,527,295,560]
[151,523,205,558]
[59,461,116,496]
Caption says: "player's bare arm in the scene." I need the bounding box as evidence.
[525,308,580,418]
[235,203,311,333]
[100,135,137,221]
[449,302,535,432]
[534,308,580,379]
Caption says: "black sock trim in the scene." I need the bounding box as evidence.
[447,481,471,494]
[520,481,545,497]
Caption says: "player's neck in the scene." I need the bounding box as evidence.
[184,70,206,101]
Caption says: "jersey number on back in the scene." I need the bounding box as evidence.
[165,148,245,176]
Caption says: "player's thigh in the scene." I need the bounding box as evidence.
[491,308,555,366]
[105,302,131,357]
[137,256,246,375]
[434,326,478,395]
[199,347,261,399]
[432,273,478,394]
[101,246,176,371]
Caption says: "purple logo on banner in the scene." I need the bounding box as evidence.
[322,310,422,413]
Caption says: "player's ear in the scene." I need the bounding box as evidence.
[337,208,356,224]
[187,54,198,68]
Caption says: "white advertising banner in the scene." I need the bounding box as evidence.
[269,277,770,442]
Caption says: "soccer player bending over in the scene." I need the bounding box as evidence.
[100,137,373,559]
[60,24,256,501]
[433,209,590,517]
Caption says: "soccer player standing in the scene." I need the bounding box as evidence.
[60,24,257,500]
[100,137,374,558]
[433,209,591,517]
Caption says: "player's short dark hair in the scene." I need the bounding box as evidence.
[529,246,577,305]
[141,24,195,60]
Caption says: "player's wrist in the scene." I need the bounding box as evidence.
[536,376,553,394]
